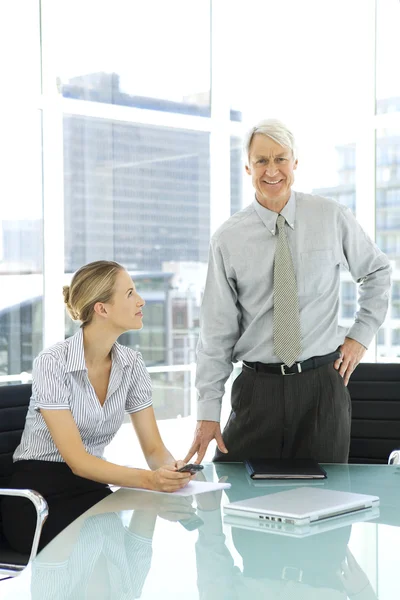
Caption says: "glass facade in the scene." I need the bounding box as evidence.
[64,115,211,273]
[1,0,400,383]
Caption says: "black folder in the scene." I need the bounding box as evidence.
[244,458,327,480]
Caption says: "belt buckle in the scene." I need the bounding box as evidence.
[243,361,255,371]
[280,363,302,375]
[282,566,303,582]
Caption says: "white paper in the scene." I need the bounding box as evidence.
[120,480,231,496]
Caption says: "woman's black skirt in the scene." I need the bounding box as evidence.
[1,460,112,554]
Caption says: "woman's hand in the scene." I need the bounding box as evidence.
[155,496,195,522]
[147,464,193,492]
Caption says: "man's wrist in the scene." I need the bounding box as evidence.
[345,335,368,350]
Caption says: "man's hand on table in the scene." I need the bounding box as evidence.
[337,548,377,599]
[184,420,228,464]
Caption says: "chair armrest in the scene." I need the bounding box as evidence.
[388,450,400,465]
[0,488,49,565]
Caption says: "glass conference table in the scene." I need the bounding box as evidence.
[3,463,400,599]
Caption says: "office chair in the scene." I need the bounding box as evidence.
[388,449,400,465]
[348,363,400,464]
[0,384,48,580]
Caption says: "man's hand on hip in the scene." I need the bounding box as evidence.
[334,337,367,386]
[184,420,228,464]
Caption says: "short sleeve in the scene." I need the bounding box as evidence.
[32,353,71,412]
[125,352,152,413]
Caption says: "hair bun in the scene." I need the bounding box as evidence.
[63,286,80,321]
[62,285,70,304]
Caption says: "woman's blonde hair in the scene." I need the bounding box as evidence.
[63,260,124,327]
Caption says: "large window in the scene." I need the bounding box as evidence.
[2,1,400,394]
[63,115,210,369]
[64,117,210,273]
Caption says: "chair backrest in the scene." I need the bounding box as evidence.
[348,363,400,464]
[0,384,32,487]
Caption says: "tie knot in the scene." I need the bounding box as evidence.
[276,214,285,232]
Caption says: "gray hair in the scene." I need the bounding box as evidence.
[244,119,297,162]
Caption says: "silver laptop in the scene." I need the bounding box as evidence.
[223,487,380,527]
[224,505,380,538]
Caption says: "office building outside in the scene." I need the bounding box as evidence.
[0,74,243,408]
[313,98,400,360]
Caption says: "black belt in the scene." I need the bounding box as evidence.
[243,351,341,376]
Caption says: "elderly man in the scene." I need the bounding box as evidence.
[185,119,391,464]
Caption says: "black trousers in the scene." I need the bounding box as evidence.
[214,362,351,463]
[1,460,112,554]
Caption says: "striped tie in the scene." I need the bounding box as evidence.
[273,214,302,367]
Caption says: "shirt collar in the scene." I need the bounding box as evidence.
[111,342,132,370]
[252,190,296,235]
[65,328,86,372]
[65,328,131,373]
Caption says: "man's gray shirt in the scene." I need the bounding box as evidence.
[196,191,391,421]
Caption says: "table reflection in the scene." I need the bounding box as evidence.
[30,493,196,600]
[196,487,378,600]
[6,464,400,600]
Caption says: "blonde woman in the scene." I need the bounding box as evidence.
[2,261,193,554]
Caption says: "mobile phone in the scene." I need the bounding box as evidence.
[178,514,204,531]
[177,463,204,474]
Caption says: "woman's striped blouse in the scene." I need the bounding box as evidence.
[14,328,153,462]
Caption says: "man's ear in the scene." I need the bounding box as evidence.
[293,159,298,170]
[245,164,251,175]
